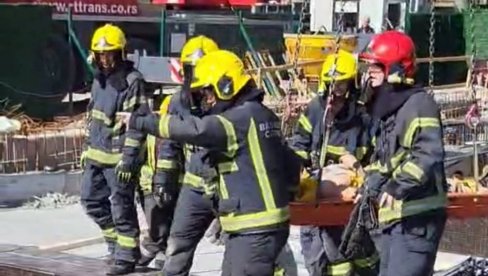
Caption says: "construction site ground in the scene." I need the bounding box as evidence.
[0,204,473,275]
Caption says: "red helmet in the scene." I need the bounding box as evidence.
[360,31,416,78]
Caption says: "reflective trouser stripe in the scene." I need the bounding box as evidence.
[85,147,122,165]
[102,227,117,241]
[327,261,353,276]
[274,266,285,276]
[117,234,138,248]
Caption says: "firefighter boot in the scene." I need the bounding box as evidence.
[106,260,136,275]
[137,254,155,267]
[102,254,115,266]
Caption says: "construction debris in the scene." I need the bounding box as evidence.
[22,192,80,209]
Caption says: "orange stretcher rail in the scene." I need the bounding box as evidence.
[289,193,488,226]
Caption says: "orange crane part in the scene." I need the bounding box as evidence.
[289,193,488,226]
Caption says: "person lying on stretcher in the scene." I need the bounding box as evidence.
[297,161,365,203]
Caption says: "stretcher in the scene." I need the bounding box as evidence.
[289,193,488,226]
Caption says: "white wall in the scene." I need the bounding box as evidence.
[310,0,334,32]
[359,0,387,32]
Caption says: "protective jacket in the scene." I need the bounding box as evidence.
[290,95,369,167]
[155,91,218,196]
[139,135,175,194]
[131,89,301,233]
[84,61,150,167]
[365,85,447,225]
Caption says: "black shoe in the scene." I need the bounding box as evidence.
[136,254,155,267]
[102,254,115,265]
[106,260,136,275]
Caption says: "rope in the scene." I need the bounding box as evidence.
[0,81,89,99]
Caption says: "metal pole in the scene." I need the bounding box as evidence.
[474,123,479,189]
[67,7,74,116]
[159,9,166,56]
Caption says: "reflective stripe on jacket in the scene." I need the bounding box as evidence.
[156,91,216,193]
[365,90,447,224]
[85,64,149,166]
[289,95,369,166]
[134,97,300,233]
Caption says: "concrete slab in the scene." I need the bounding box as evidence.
[0,205,98,247]
[0,170,82,207]
[0,205,477,275]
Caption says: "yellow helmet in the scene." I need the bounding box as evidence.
[159,95,172,115]
[190,50,251,101]
[180,35,219,65]
[91,24,126,52]
[319,50,358,91]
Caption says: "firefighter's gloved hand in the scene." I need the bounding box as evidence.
[153,184,175,208]
[204,219,226,246]
[115,161,133,183]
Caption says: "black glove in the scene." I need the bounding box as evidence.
[115,161,134,183]
[153,184,176,208]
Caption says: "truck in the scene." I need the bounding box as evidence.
[0,0,302,118]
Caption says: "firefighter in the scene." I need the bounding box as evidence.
[157,35,224,276]
[79,24,150,275]
[290,50,378,276]
[357,30,447,276]
[121,49,301,276]
[136,94,179,269]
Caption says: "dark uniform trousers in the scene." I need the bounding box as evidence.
[162,185,216,276]
[300,226,344,276]
[379,212,446,276]
[139,192,176,260]
[81,163,140,263]
[222,228,289,276]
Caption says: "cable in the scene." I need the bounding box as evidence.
[0,81,89,99]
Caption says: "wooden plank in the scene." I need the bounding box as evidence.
[38,237,104,252]
[290,193,488,226]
